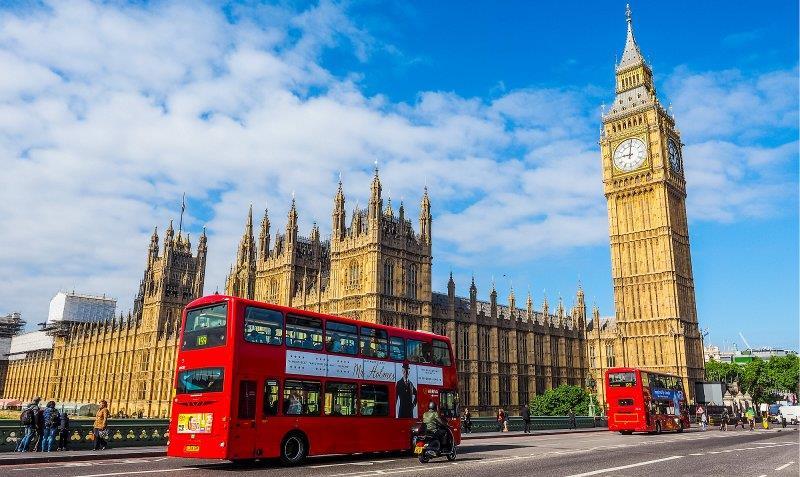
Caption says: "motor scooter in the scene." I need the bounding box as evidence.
[412,423,456,463]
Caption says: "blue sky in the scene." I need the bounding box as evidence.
[0,1,797,350]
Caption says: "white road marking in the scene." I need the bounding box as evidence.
[72,468,195,477]
[311,459,396,469]
[757,475,767,477]
[562,455,683,477]
[776,461,795,471]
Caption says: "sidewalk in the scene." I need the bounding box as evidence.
[0,446,166,466]
[462,426,608,440]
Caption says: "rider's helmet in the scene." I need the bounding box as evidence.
[428,401,437,411]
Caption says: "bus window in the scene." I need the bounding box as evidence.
[432,340,452,366]
[326,321,358,355]
[324,382,357,416]
[360,384,389,416]
[360,327,388,359]
[608,371,636,387]
[182,303,227,350]
[407,339,432,363]
[244,307,283,345]
[440,390,458,418]
[283,380,321,416]
[176,368,224,394]
[238,380,256,419]
[263,380,279,416]
[285,314,323,351]
[389,337,405,361]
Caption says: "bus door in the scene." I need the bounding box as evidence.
[259,379,282,457]
[232,377,258,459]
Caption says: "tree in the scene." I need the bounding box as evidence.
[704,359,740,383]
[736,355,799,405]
[530,385,599,416]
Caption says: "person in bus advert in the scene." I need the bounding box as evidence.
[396,361,417,418]
[423,401,448,448]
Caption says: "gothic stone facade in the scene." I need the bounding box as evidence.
[226,169,588,415]
[588,6,705,405]
[2,224,206,417]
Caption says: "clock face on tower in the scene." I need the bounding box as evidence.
[613,138,647,172]
[668,139,682,173]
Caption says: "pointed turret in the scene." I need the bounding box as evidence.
[333,179,346,240]
[384,197,394,218]
[310,221,320,243]
[469,275,477,304]
[419,186,432,245]
[351,202,362,236]
[287,196,298,243]
[164,219,175,249]
[526,290,533,321]
[148,226,159,263]
[368,165,382,227]
[508,286,516,312]
[237,205,256,266]
[259,208,271,260]
[447,271,455,298]
[617,4,645,71]
[398,200,405,221]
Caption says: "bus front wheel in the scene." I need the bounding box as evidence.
[280,432,308,466]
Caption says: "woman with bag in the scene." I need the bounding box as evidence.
[93,400,111,450]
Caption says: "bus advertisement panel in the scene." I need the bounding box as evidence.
[167,295,460,464]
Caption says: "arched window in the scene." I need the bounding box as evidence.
[384,260,394,296]
[407,264,417,299]
[268,279,278,302]
[348,261,360,289]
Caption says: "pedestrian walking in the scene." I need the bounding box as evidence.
[736,409,745,430]
[700,409,708,431]
[497,408,506,432]
[745,407,755,431]
[92,400,111,450]
[15,397,41,452]
[568,409,577,430]
[522,404,531,434]
[58,412,71,451]
[720,408,729,431]
[462,408,472,434]
[696,405,706,431]
[42,401,60,452]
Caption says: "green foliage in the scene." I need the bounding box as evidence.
[709,355,800,405]
[704,359,741,383]
[529,385,599,416]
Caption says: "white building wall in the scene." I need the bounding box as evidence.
[8,331,53,360]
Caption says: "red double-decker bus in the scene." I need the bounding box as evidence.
[167,295,460,464]
[605,367,690,435]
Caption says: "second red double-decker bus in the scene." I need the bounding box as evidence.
[605,367,690,434]
[167,295,460,464]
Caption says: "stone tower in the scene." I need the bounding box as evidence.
[599,5,704,395]
[135,221,207,335]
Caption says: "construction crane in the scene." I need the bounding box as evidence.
[739,332,752,351]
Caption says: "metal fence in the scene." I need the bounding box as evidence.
[0,419,169,452]
[466,416,607,433]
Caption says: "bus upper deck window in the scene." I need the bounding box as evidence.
[244,307,283,345]
[182,303,227,350]
[432,339,452,366]
[286,314,323,351]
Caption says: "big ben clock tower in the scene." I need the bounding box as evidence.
[600,5,704,396]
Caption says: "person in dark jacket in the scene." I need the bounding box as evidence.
[42,401,59,452]
[15,397,41,452]
[58,412,71,451]
[522,404,532,433]
[462,408,472,434]
[568,409,577,429]
[32,405,45,451]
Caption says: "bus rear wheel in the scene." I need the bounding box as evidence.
[280,432,308,466]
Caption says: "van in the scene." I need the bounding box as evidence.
[778,405,800,424]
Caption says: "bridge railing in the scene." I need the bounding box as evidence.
[0,419,170,452]
[466,416,607,433]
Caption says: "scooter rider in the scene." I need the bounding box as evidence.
[423,401,449,449]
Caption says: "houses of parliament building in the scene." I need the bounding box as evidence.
[0,5,703,417]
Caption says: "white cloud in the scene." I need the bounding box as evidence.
[0,1,795,324]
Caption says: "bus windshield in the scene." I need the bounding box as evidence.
[177,368,224,394]
[182,303,227,350]
[609,371,636,387]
